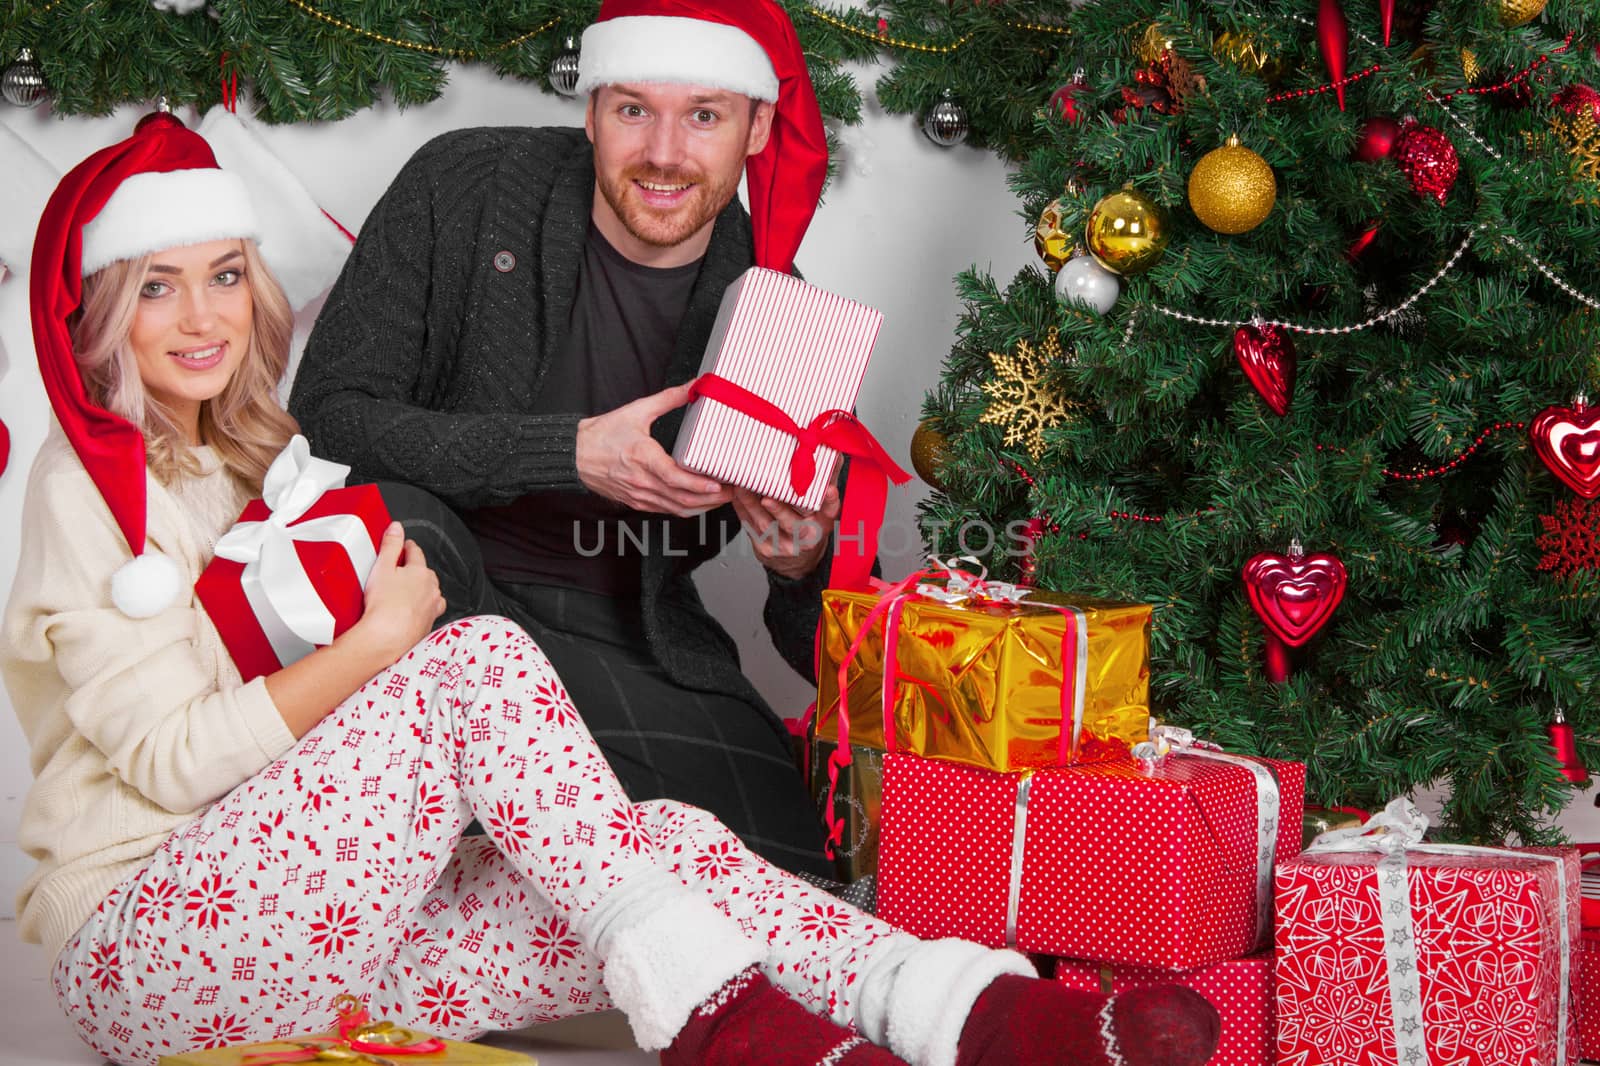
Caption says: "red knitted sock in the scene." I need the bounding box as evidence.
[954,976,1221,1066]
[662,967,910,1066]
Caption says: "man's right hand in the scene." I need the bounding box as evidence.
[576,383,733,516]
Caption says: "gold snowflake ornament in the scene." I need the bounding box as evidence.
[979,328,1082,460]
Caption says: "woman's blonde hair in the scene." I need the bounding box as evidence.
[70,238,299,490]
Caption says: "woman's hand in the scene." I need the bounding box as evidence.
[350,522,447,664]
[266,523,446,738]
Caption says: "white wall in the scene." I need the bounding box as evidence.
[0,62,1035,913]
[4,63,1596,918]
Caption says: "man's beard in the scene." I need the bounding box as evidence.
[598,164,736,250]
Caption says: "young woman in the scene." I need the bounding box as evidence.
[3,115,1220,1066]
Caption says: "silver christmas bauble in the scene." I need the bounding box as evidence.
[1055,251,1122,315]
[548,37,582,98]
[2,49,47,109]
[922,90,969,147]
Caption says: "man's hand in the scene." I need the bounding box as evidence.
[732,484,842,581]
[576,383,733,516]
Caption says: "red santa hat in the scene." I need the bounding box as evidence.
[31,112,260,618]
[574,0,827,275]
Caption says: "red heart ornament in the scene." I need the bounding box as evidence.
[1531,402,1600,499]
[1243,550,1348,647]
[1233,323,1297,416]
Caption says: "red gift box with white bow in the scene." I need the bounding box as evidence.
[194,437,388,682]
[1054,952,1274,1066]
[1275,800,1578,1066]
[874,741,1304,969]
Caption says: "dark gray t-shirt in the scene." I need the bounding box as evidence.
[464,226,704,596]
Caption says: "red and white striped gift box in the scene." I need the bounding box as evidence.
[672,267,883,511]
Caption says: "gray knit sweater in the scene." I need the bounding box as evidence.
[287,126,829,713]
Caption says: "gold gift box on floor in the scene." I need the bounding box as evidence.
[159,1036,534,1065]
[815,584,1152,772]
[157,996,536,1065]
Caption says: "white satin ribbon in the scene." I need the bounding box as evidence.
[213,436,379,667]
[1305,797,1572,1066]
[1135,726,1282,952]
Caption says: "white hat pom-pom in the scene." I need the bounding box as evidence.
[111,551,182,618]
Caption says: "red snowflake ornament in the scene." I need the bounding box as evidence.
[1537,498,1600,578]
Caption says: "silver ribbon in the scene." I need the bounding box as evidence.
[1135,726,1282,952]
[213,435,379,667]
[1305,797,1572,1066]
[1005,773,1033,948]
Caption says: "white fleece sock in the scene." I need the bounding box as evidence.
[853,937,1036,1066]
[580,869,763,1051]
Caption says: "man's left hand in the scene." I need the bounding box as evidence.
[732,485,841,581]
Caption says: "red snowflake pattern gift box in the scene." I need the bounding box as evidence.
[672,267,908,591]
[1055,952,1274,1066]
[875,731,1304,969]
[1275,798,1578,1066]
[194,436,389,683]
[156,993,533,1064]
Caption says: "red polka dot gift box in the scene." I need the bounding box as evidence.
[194,438,390,683]
[1055,952,1274,1066]
[874,745,1304,969]
[1274,799,1579,1066]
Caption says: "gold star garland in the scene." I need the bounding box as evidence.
[979,329,1083,461]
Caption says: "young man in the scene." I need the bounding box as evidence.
[288,0,841,877]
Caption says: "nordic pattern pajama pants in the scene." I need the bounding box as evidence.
[50,616,898,1066]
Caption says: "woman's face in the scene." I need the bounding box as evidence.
[127,238,253,443]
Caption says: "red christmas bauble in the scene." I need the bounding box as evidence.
[1242,549,1349,648]
[1353,116,1401,162]
[1393,121,1459,205]
[1554,84,1600,125]
[1530,400,1600,499]
[1347,221,1381,260]
[1050,80,1088,123]
[1233,322,1297,416]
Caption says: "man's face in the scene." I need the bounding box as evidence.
[586,82,774,267]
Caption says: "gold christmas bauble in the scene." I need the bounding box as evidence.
[1034,199,1076,272]
[910,420,952,490]
[1187,134,1278,235]
[1496,0,1547,27]
[1302,807,1367,850]
[1085,187,1169,276]
[1213,31,1288,84]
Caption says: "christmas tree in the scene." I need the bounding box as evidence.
[915,0,1600,844]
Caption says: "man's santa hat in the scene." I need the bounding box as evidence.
[575,0,827,275]
[30,111,343,619]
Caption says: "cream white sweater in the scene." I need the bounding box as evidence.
[3,427,298,957]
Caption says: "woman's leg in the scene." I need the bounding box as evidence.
[638,800,1222,1066]
[51,617,761,1065]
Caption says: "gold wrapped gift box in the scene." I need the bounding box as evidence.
[159,1037,533,1065]
[815,586,1153,773]
[157,997,535,1065]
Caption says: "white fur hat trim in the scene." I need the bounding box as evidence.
[576,16,779,102]
[110,550,182,618]
[80,168,260,277]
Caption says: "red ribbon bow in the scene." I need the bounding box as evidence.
[686,373,910,591]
